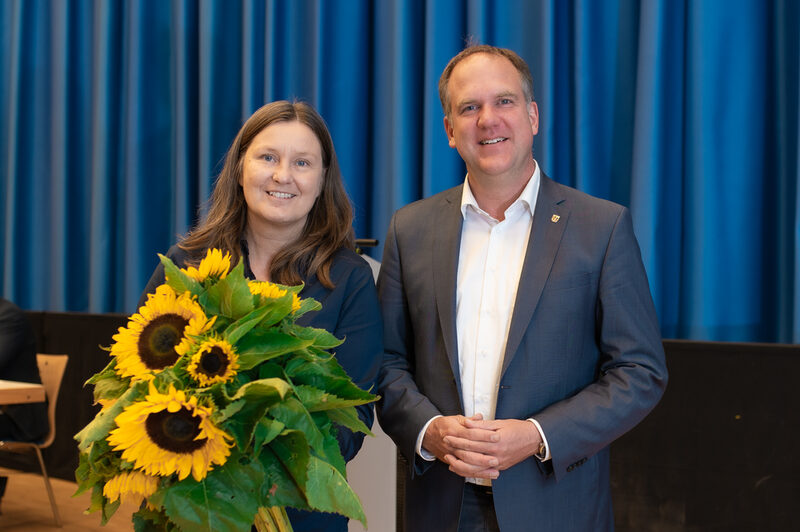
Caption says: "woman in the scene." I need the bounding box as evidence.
[139,100,381,531]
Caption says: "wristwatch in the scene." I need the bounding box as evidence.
[535,441,547,460]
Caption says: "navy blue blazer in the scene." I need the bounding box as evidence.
[141,245,382,532]
[376,175,668,531]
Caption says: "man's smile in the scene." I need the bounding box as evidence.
[479,137,508,145]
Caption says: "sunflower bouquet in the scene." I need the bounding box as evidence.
[74,249,376,531]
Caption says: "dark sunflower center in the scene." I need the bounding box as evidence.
[138,314,189,369]
[199,347,229,376]
[145,408,206,453]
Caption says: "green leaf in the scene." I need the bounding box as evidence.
[160,253,202,296]
[286,356,376,403]
[263,431,311,509]
[249,293,295,329]
[236,330,313,370]
[269,397,325,456]
[257,362,285,380]
[253,418,285,456]
[290,296,321,319]
[229,378,292,402]
[222,304,274,345]
[288,324,343,349]
[99,493,122,526]
[81,483,121,526]
[75,381,148,451]
[295,384,375,412]
[133,507,176,532]
[312,413,347,475]
[305,455,366,525]
[159,453,264,532]
[326,406,373,437]
[222,378,292,450]
[85,359,117,386]
[92,372,130,403]
[201,260,254,319]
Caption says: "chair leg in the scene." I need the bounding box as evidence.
[33,447,62,527]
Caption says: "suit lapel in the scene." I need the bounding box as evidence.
[501,175,569,376]
[432,186,464,398]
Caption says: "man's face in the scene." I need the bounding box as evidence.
[443,53,538,185]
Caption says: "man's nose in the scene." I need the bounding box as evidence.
[477,106,499,128]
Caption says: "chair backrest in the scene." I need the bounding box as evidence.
[35,354,68,449]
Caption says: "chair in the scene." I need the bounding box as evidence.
[0,354,68,527]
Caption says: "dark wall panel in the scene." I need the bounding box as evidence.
[611,340,800,531]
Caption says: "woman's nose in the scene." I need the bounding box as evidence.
[272,164,291,183]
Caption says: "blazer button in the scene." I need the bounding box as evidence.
[566,465,574,472]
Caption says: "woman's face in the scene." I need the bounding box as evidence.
[240,120,324,240]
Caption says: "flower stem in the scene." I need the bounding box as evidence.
[254,506,293,532]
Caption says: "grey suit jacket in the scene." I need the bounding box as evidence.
[376,175,668,531]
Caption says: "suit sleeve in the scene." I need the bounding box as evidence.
[376,213,444,474]
[533,207,668,481]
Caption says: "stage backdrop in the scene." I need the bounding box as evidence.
[1,0,799,343]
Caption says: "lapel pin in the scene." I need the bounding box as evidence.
[551,214,560,223]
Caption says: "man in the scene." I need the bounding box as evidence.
[376,45,668,531]
[0,297,48,506]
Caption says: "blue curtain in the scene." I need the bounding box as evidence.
[1,0,798,343]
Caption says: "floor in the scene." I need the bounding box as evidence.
[0,472,137,531]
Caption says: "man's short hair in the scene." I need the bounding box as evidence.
[438,44,534,117]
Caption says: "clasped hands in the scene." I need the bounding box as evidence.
[422,414,542,479]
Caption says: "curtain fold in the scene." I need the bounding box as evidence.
[1,0,798,343]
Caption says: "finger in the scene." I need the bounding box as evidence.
[454,413,482,428]
[448,448,499,468]
[462,417,502,430]
[443,435,496,454]
[444,455,499,479]
[455,426,500,443]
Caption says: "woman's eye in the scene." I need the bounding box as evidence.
[296,159,310,167]
[262,154,276,162]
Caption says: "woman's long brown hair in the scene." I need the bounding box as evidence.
[178,100,354,289]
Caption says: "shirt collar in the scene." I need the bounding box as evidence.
[460,160,541,220]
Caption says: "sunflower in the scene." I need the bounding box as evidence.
[180,248,232,283]
[248,280,302,312]
[107,384,232,481]
[111,285,213,380]
[103,470,159,506]
[187,337,239,386]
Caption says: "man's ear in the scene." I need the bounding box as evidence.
[528,101,539,136]
[444,115,456,148]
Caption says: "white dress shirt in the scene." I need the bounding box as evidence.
[416,162,551,476]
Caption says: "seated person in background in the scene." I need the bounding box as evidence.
[0,297,49,505]
[139,100,382,532]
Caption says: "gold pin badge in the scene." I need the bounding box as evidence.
[551,214,560,223]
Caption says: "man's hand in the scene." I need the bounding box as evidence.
[422,414,501,479]
[444,418,542,472]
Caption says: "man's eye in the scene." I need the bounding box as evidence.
[462,104,477,113]
[499,98,513,105]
